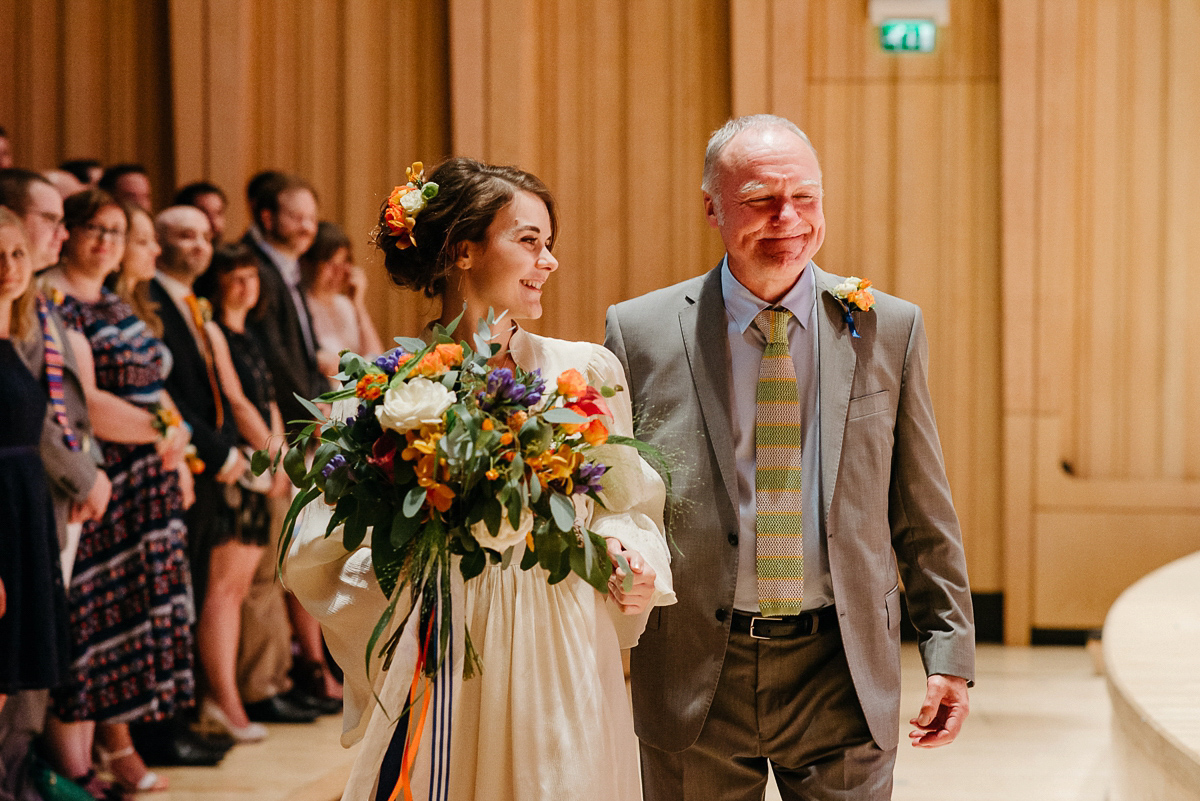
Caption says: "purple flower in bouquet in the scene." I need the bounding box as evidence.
[574,462,607,495]
[374,348,408,375]
[321,454,347,478]
[477,368,546,411]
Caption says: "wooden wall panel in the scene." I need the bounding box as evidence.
[1003,0,1200,639]
[447,0,729,346]
[168,0,451,346]
[1,0,173,206]
[733,1,1004,595]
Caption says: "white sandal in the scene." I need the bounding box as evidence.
[96,744,169,793]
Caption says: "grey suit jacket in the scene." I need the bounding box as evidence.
[604,264,975,753]
[15,306,102,549]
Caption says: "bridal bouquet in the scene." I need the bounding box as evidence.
[254,311,658,679]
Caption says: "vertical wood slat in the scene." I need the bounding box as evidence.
[1165,0,1200,480]
[1125,0,1166,480]
[1000,0,1041,644]
[729,0,769,115]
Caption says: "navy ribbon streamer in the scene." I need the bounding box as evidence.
[841,306,861,339]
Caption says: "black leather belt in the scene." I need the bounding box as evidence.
[730,607,838,640]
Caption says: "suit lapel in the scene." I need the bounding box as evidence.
[679,268,739,514]
[814,265,857,520]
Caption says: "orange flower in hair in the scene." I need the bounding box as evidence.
[383,161,440,249]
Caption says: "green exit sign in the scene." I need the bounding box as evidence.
[880,19,937,52]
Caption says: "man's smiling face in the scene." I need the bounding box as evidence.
[705,126,825,302]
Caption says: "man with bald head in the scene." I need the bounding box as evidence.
[149,206,246,566]
[606,115,975,799]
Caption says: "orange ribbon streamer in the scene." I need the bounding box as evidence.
[387,617,435,801]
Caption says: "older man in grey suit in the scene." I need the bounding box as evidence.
[605,115,975,799]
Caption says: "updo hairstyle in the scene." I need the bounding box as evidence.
[374,157,557,298]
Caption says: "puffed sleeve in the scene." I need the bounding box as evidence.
[283,501,409,745]
[584,344,676,648]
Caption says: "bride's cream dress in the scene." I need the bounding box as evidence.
[284,327,675,801]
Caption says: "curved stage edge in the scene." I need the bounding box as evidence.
[1104,550,1200,801]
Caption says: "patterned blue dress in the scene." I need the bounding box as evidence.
[52,288,196,723]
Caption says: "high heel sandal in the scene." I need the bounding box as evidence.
[71,768,134,801]
[95,745,168,793]
[198,699,268,743]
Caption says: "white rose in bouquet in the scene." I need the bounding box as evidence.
[375,377,455,433]
[470,509,534,553]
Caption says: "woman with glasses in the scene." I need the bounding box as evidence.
[40,188,196,798]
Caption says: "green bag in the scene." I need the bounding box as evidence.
[27,757,95,801]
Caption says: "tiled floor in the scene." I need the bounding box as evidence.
[156,644,1111,800]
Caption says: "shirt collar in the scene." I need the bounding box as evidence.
[155,270,193,302]
[720,255,816,334]
[249,224,300,283]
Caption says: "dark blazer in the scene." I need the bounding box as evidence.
[241,232,325,430]
[605,264,975,754]
[15,304,103,549]
[149,278,237,479]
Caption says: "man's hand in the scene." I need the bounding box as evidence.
[605,538,656,615]
[909,674,969,748]
[69,469,112,524]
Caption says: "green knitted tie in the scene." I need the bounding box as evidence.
[753,308,803,617]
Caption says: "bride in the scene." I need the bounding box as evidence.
[284,158,674,801]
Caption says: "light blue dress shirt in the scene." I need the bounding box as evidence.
[721,258,832,614]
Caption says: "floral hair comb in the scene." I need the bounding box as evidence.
[384,161,440,249]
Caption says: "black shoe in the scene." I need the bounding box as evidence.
[188,725,237,753]
[137,729,226,767]
[244,694,319,723]
[285,688,342,716]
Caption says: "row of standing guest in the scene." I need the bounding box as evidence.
[0,165,382,801]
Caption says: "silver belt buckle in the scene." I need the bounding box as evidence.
[749,616,770,640]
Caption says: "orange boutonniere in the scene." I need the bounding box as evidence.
[831,276,876,339]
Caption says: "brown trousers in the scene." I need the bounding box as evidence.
[640,625,896,801]
[235,496,293,703]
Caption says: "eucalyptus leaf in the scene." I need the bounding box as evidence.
[344,500,371,551]
[292,392,329,423]
[542,407,590,424]
[615,552,634,593]
[394,336,427,352]
[483,498,503,537]
[600,386,616,398]
[549,492,576,532]
[403,486,426,518]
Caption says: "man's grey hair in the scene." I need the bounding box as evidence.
[700,114,818,195]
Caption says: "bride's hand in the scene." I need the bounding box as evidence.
[605,538,656,615]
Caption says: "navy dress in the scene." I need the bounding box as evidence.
[0,338,70,692]
[52,290,195,723]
